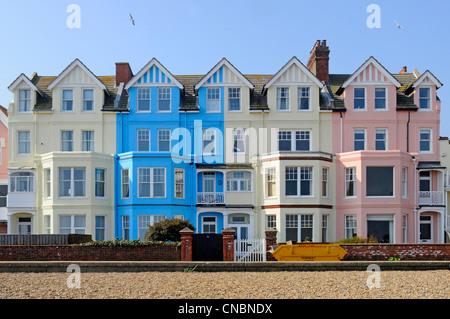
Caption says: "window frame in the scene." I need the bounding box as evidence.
[137,87,151,112]
[82,89,94,112]
[137,167,166,198]
[174,168,185,199]
[419,87,431,110]
[206,87,221,113]
[61,130,74,152]
[353,129,366,151]
[17,130,31,155]
[202,129,216,156]
[137,215,165,240]
[366,166,394,198]
[202,216,217,234]
[266,167,276,198]
[374,87,387,110]
[375,128,387,151]
[345,215,357,239]
[278,130,311,152]
[228,87,241,111]
[95,215,106,240]
[402,167,408,198]
[82,130,95,152]
[226,171,252,192]
[419,128,432,153]
[285,166,313,198]
[61,89,74,112]
[44,168,51,198]
[276,87,290,111]
[157,87,171,112]
[121,215,130,240]
[121,168,130,199]
[353,87,366,110]
[59,215,86,234]
[322,167,329,198]
[297,87,310,111]
[18,89,31,113]
[157,129,171,152]
[95,168,106,198]
[345,167,356,198]
[285,214,314,242]
[10,171,34,193]
[137,129,150,152]
[233,128,246,154]
[58,167,86,198]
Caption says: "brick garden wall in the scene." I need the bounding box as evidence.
[0,244,181,261]
[341,244,450,261]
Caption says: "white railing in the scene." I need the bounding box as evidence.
[418,191,444,206]
[234,238,266,262]
[196,192,224,205]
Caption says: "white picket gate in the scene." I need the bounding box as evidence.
[234,238,266,262]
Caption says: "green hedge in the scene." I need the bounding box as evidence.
[80,238,181,247]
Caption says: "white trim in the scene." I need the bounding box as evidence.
[8,73,43,95]
[48,59,107,91]
[194,58,254,90]
[412,70,443,89]
[125,58,184,90]
[341,57,401,88]
[263,57,324,90]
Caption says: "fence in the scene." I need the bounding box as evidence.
[234,238,266,262]
[0,234,92,245]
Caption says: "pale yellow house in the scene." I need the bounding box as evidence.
[7,59,118,239]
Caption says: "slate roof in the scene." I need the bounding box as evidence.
[26,66,431,113]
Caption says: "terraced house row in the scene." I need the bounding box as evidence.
[5,40,450,244]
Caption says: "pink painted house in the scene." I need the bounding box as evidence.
[0,106,8,233]
[327,57,445,243]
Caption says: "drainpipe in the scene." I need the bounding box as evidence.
[412,156,418,243]
[340,112,343,153]
[407,109,410,153]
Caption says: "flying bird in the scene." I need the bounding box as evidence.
[129,13,135,25]
[394,20,406,31]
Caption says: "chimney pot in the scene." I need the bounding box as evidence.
[115,62,133,87]
[307,40,330,85]
[400,66,407,74]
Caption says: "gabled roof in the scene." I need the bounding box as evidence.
[47,59,108,91]
[194,58,254,90]
[124,58,184,90]
[8,73,44,96]
[263,56,324,92]
[411,70,443,89]
[340,56,402,89]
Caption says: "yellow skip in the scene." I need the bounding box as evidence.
[270,243,347,261]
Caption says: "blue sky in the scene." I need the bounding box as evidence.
[1,0,449,135]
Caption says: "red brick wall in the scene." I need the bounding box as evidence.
[341,244,450,261]
[0,245,181,261]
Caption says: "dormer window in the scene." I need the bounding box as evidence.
[62,89,73,112]
[419,87,431,109]
[18,89,31,112]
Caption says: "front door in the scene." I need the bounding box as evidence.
[18,217,32,234]
[420,215,433,243]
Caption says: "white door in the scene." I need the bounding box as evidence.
[18,217,32,234]
[203,172,216,193]
[420,215,433,243]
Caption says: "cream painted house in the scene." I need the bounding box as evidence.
[7,59,117,239]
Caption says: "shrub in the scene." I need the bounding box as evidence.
[145,218,195,242]
[335,235,378,244]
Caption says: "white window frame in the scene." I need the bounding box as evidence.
[266,167,276,198]
[345,215,357,239]
[345,167,356,198]
[266,215,276,229]
[58,167,86,198]
[233,129,246,154]
[157,87,171,112]
[138,215,165,240]
[61,130,74,152]
[322,167,329,198]
[202,216,217,234]
[18,89,31,113]
[419,87,431,110]
[228,87,241,111]
[157,129,171,152]
[95,168,106,198]
[174,168,185,199]
[226,171,252,192]
[402,215,408,243]
[137,129,150,151]
[353,129,366,151]
[138,167,166,198]
[375,128,387,151]
[44,168,51,198]
[59,215,86,234]
[353,87,366,110]
[286,214,314,242]
[278,130,311,152]
[277,87,290,111]
[285,166,313,197]
[402,167,408,198]
[62,89,74,112]
[82,130,95,152]
[95,215,106,240]
[419,128,432,153]
[206,87,221,113]
[121,169,130,199]
[322,215,329,242]
[374,87,387,110]
[297,87,310,111]
[10,171,34,193]
[17,130,31,155]
[137,87,151,112]
[82,89,94,112]
[122,215,130,240]
[202,129,216,155]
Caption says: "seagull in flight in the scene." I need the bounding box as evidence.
[394,20,406,31]
[129,13,135,25]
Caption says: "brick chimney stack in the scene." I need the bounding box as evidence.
[307,40,330,85]
[399,66,408,74]
[115,62,133,86]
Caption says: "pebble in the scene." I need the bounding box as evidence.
[0,271,448,299]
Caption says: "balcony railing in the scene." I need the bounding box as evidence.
[197,192,224,205]
[418,191,444,206]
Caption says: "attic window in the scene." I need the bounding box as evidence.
[419,87,430,109]
[18,89,31,112]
